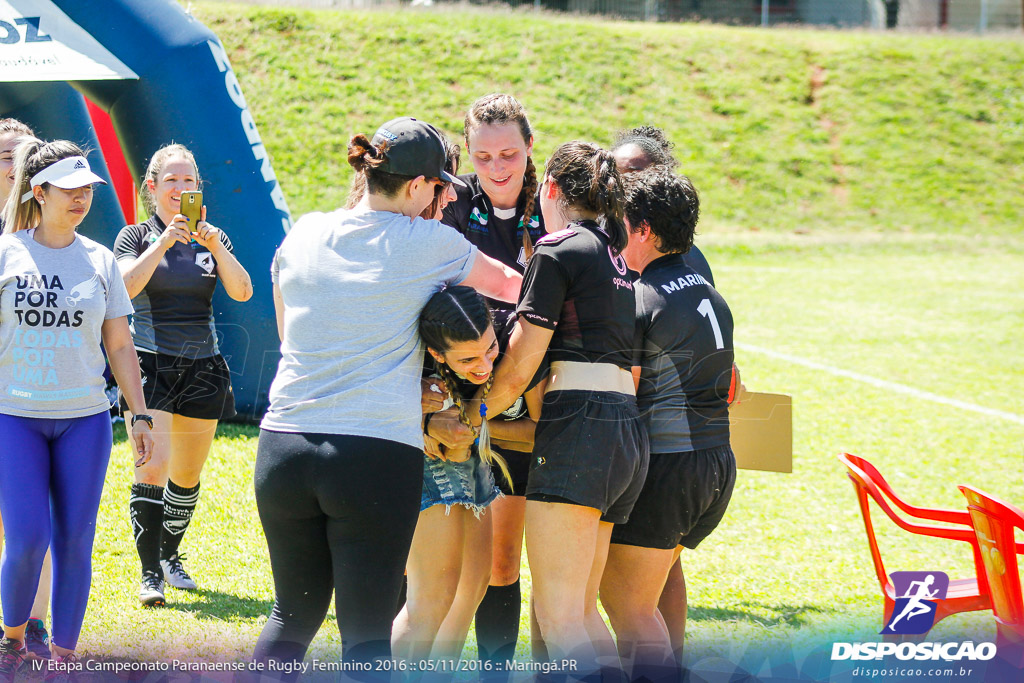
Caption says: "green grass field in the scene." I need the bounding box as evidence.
[63,0,1024,670]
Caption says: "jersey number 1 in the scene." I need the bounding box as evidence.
[697,298,724,350]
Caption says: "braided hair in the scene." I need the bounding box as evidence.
[465,94,538,261]
[519,156,539,261]
[420,286,513,490]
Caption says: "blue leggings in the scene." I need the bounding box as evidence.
[0,411,111,650]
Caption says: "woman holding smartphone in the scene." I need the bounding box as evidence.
[114,143,252,607]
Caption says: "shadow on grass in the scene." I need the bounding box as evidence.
[689,602,829,628]
[165,589,271,620]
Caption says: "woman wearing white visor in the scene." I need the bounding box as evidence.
[0,140,153,678]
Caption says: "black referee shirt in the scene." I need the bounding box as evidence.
[114,215,232,358]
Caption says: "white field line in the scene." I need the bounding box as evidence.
[736,342,1024,427]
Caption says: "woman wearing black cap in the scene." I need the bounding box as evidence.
[252,117,522,673]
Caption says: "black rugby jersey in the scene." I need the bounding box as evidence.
[441,173,546,276]
[114,215,232,358]
[634,253,734,453]
[684,245,715,288]
[424,308,545,421]
[516,220,636,370]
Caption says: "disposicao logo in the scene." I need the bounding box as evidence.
[830,570,996,664]
[884,571,949,635]
[831,642,996,662]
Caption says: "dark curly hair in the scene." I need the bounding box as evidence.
[611,125,679,171]
[623,168,699,255]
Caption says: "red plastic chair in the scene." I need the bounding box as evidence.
[960,485,1024,665]
[838,453,991,633]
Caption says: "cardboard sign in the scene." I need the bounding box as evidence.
[729,392,793,473]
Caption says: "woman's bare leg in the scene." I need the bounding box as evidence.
[392,506,466,662]
[433,507,493,661]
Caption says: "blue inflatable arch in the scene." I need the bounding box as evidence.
[1,0,291,419]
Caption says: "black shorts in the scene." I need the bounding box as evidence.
[120,350,236,420]
[610,444,736,550]
[491,446,531,496]
[525,390,649,525]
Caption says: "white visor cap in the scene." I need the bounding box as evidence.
[21,156,107,203]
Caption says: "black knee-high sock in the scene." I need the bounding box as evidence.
[130,483,164,574]
[475,579,521,662]
[161,480,200,560]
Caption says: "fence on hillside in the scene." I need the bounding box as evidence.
[203,0,1024,32]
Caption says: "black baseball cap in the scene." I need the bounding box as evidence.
[370,117,466,187]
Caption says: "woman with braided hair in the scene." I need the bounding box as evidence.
[394,286,545,664]
[439,93,545,667]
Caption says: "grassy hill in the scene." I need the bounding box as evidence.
[196,2,1024,240]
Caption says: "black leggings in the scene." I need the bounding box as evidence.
[253,430,422,670]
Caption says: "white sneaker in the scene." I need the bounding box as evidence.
[161,553,198,590]
[139,570,165,607]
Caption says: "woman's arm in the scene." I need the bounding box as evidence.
[489,420,536,452]
[460,252,522,304]
[438,318,553,461]
[119,221,192,298]
[273,281,284,342]
[101,316,154,465]
[473,318,552,419]
[487,380,545,452]
[195,215,253,302]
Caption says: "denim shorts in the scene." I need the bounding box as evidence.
[420,451,500,517]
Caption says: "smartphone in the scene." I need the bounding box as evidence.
[179,191,203,246]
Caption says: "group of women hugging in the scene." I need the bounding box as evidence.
[0,92,738,683]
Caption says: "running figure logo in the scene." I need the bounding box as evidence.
[883,571,949,634]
